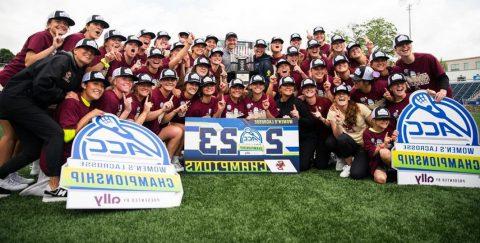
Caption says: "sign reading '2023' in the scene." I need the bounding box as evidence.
[392,90,480,188]
[184,118,300,173]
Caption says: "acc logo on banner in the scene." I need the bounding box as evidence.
[60,114,183,209]
[393,90,480,188]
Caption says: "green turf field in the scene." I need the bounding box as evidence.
[0,169,479,242]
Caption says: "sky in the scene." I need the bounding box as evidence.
[0,0,479,61]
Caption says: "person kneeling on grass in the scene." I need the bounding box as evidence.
[362,107,398,184]
[326,85,372,179]
[40,71,107,202]
[0,39,100,198]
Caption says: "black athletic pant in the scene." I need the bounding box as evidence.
[325,133,369,179]
[300,135,331,171]
[0,96,64,178]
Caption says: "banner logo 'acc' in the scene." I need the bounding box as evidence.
[71,114,170,165]
[397,90,479,146]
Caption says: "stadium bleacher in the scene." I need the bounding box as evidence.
[451,81,480,103]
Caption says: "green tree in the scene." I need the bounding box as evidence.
[0,48,14,64]
[349,18,398,55]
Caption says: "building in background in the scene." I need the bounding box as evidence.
[445,56,480,82]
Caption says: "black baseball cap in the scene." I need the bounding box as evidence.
[255,39,268,48]
[249,74,265,85]
[346,42,361,54]
[394,34,413,48]
[138,29,156,39]
[148,48,164,58]
[201,76,216,87]
[135,73,155,86]
[225,32,237,40]
[193,56,211,68]
[370,50,389,62]
[301,78,316,89]
[171,42,185,51]
[350,66,378,82]
[86,15,109,29]
[286,46,299,56]
[125,35,143,46]
[179,31,190,36]
[333,55,349,66]
[276,58,290,68]
[331,35,345,44]
[209,47,224,57]
[307,39,320,49]
[160,69,178,80]
[333,84,351,95]
[290,33,302,41]
[47,10,75,26]
[184,72,202,85]
[82,71,109,87]
[371,107,391,119]
[388,73,408,87]
[74,39,100,55]
[104,29,126,41]
[205,35,219,43]
[193,38,207,47]
[271,37,284,44]
[156,31,171,40]
[310,58,326,69]
[313,26,325,34]
[229,78,245,88]
[112,67,138,81]
[279,76,295,87]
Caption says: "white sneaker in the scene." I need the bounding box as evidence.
[0,174,28,191]
[10,172,35,184]
[42,186,68,203]
[30,159,40,176]
[20,170,49,197]
[173,162,184,172]
[339,165,351,178]
[335,157,346,171]
[0,187,11,198]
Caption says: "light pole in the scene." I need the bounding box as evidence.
[407,3,412,37]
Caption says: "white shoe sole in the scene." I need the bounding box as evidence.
[0,194,10,199]
[42,196,67,203]
[1,183,28,191]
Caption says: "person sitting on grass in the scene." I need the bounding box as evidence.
[362,107,398,184]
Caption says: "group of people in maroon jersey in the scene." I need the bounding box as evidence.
[0,10,452,201]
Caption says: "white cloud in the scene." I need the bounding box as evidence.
[0,0,478,60]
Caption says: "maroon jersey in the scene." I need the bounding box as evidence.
[134,66,162,84]
[186,96,218,117]
[92,89,123,116]
[363,127,393,175]
[313,75,333,97]
[350,79,388,110]
[223,96,247,118]
[320,43,331,56]
[171,92,197,124]
[61,32,85,52]
[244,93,279,118]
[137,52,148,65]
[146,88,174,134]
[127,94,145,120]
[271,54,286,65]
[393,53,452,97]
[0,30,53,86]
[349,58,369,74]
[291,70,303,91]
[106,51,138,78]
[304,96,332,138]
[386,92,411,131]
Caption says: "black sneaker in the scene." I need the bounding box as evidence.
[42,187,68,203]
[0,187,11,199]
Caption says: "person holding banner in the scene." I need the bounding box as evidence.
[275,76,317,171]
[326,85,372,179]
[245,75,279,119]
[127,73,154,125]
[0,39,99,195]
[61,15,109,52]
[222,79,247,118]
[392,34,452,101]
[41,71,108,202]
[362,107,398,184]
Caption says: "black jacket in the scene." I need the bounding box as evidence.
[276,96,317,138]
[2,51,84,109]
[253,53,274,86]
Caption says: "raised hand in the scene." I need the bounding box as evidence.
[323,80,331,91]
[143,95,153,112]
[123,94,133,112]
[383,88,393,101]
[163,95,174,112]
[290,104,299,118]
[52,32,64,49]
[218,95,226,111]
[262,95,270,110]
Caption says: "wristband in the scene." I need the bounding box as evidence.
[100,58,110,68]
